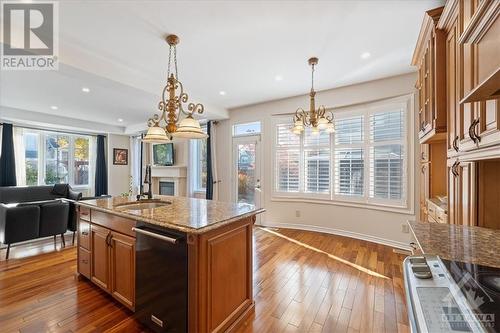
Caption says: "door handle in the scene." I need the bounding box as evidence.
[452,136,459,152]
[472,118,481,143]
[132,227,179,244]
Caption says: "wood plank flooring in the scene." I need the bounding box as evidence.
[0,227,409,333]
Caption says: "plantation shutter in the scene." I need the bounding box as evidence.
[303,128,330,193]
[275,123,300,192]
[369,110,405,200]
[334,116,364,196]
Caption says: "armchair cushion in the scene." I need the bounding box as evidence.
[0,204,40,244]
[39,201,70,237]
[51,184,69,197]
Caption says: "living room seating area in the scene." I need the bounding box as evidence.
[0,184,82,259]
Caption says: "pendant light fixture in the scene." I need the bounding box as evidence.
[291,57,334,135]
[143,34,208,143]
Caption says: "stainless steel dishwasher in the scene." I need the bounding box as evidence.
[133,223,188,333]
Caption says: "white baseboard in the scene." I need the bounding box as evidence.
[260,221,411,251]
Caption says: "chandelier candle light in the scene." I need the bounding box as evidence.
[291,57,334,135]
[143,34,208,143]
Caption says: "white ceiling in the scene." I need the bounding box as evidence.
[0,0,444,133]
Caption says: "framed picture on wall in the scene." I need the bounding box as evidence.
[113,148,128,165]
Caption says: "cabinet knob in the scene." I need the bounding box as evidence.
[81,231,88,236]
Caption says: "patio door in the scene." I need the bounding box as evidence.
[232,135,262,223]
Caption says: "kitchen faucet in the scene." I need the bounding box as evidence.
[138,164,153,200]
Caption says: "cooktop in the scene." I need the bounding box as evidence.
[441,259,500,333]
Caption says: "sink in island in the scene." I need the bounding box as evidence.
[74,195,264,333]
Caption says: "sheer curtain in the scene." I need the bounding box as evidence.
[88,136,97,196]
[210,122,219,201]
[130,135,142,196]
[13,127,26,186]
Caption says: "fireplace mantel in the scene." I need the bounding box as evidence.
[150,166,187,196]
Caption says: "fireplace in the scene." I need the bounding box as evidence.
[159,181,175,196]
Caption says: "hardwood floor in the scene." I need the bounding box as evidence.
[0,227,409,333]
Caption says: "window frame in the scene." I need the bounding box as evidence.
[191,123,208,193]
[22,129,92,189]
[272,94,414,213]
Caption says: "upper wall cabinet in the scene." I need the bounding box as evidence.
[412,7,447,144]
[459,0,500,104]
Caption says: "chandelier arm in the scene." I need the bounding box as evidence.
[324,109,334,122]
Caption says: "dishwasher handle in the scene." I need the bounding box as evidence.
[132,227,180,244]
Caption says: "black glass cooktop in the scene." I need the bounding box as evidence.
[441,259,500,333]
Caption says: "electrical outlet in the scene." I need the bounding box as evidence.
[401,223,409,233]
[295,210,301,218]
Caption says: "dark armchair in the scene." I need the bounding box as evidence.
[0,184,82,259]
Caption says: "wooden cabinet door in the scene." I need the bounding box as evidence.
[477,99,500,149]
[447,160,458,225]
[420,160,430,222]
[446,19,459,155]
[109,232,135,309]
[91,224,111,291]
[457,162,477,227]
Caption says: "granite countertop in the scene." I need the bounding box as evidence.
[75,195,265,234]
[409,221,500,268]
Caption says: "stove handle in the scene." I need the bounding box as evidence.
[132,227,179,244]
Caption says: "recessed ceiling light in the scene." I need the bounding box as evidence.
[219,91,226,96]
[117,118,124,123]
[361,52,371,59]
[275,75,283,81]
[50,105,58,110]
[82,87,90,93]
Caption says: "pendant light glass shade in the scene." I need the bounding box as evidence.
[317,117,329,130]
[143,124,170,143]
[311,127,320,136]
[170,115,208,139]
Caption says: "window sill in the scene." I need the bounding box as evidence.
[270,195,414,215]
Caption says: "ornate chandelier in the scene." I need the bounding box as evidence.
[291,57,334,135]
[143,34,208,142]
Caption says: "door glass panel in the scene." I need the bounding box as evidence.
[237,143,256,204]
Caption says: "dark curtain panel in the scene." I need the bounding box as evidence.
[95,135,108,196]
[205,122,213,200]
[0,123,17,186]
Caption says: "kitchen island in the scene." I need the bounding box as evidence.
[74,195,264,333]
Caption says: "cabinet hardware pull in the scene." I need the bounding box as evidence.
[105,232,111,247]
[468,122,476,144]
[81,231,88,236]
[81,260,88,264]
[452,136,459,152]
[472,118,481,143]
[132,227,179,244]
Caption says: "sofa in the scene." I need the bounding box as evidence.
[0,184,82,259]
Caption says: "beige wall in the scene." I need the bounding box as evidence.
[214,73,419,249]
[107,134,131,196]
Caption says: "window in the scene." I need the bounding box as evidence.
[233,121,261,136]
[192,124,208,192]
[21,129,92,187]
[273,98,409,209]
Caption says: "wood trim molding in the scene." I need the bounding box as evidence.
[459,0,500,44]
[437,0,459,31]
[411,6,444,65]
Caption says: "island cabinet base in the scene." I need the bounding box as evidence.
[187,216,256,333]
[76,204,257,333]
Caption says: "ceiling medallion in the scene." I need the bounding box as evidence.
[143,34,208,143]
[291,57,334,135]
